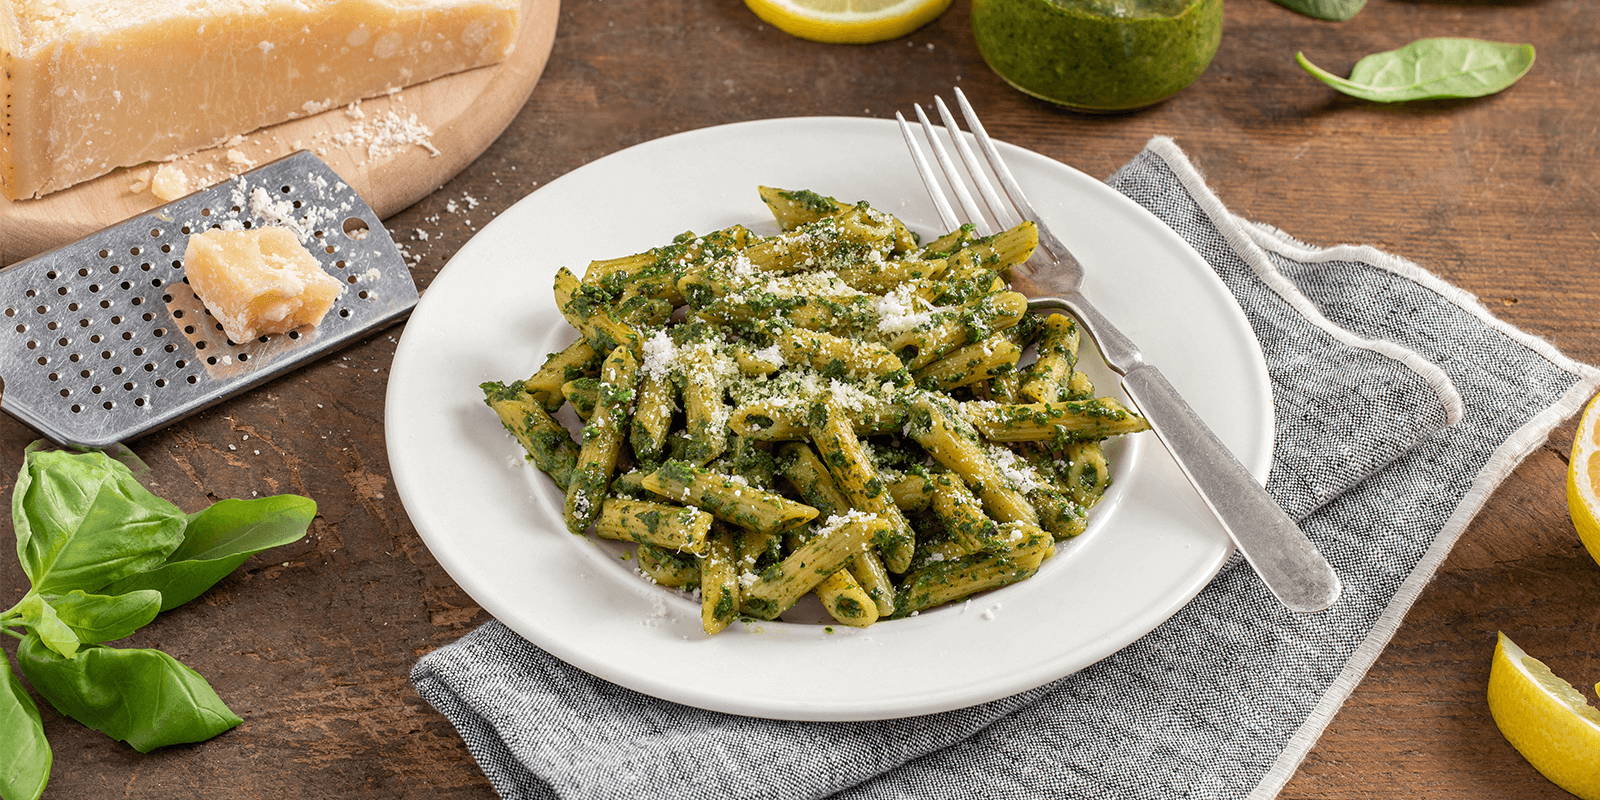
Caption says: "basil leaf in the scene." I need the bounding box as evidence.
[105,496,315,612]
[44,590,162,644]
[1268,0,1365,21]
[1297,38,1536,103]
[0,655,51,800]
[13,450,186,594]
[17,635,242,753]
[12,596,79,660]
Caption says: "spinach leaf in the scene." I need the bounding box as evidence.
[1268,0,1365,21]
[13,450,186,594]
[0,655,50,800]
[106,496,315,612]
[1297,38,1536,103]
[45,590,162,644]
[12,596,79,660]
[17,635,241,753]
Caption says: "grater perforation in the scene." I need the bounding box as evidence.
[0,152,417,448]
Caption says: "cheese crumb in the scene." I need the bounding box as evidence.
[150,163,190,202]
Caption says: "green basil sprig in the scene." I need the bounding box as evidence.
[0,448,314,800]
[1297,38,1536,103]
[1269,0,1366,21]
[0,657,48,800]
[17,637,243,753]
[106,496,317,611]
[12,449,187,595]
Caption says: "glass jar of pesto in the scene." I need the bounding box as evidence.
[971,0,1223,113]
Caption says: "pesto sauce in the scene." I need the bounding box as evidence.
[971,0,1223,112]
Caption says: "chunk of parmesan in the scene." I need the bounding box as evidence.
[0,0,521,198]
[182,226,343,343]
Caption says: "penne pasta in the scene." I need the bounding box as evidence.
[483,187,1152,634]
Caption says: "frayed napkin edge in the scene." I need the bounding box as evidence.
[1235,202,1600,800]
[1136,137,1600,800]
[1138,136,1466,428]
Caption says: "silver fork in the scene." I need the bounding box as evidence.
[898,89,1341,613]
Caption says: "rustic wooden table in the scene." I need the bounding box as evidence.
[6,0,1597,797]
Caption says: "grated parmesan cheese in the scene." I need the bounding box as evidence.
[642,329,678,379]
[875,283,945,335]
[986,445,1044,494]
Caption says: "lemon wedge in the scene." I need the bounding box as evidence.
[1487,632,1600,799]
[744,0,953,44]
[1568,392,1600,567]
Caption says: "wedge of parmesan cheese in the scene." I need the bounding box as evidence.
[183,226,344,343]
[0,0,521,199]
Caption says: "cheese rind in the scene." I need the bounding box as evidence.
[0,0,521,199]
[183,226,344,343]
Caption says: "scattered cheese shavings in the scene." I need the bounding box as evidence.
[642,589,670,627]
[324,109,440,159]
[751,344,783,367]
[987,445,1044,494]
[248,186,306,238]
[642,330,678,379]
[812,509,878,537]
[875,284,943,334]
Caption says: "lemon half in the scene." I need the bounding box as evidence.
[1488,632,1600,799]
[1567,392,1600,566]
[744,0,954,44]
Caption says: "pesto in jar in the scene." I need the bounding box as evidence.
[971,0,1223,112]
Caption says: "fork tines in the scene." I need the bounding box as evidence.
[896,88,1066,264]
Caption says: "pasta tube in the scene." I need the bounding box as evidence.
[594,497,714,555]
[742,512,886,620]
[962,399,1150,443]
[481,381,579,489]
[1020,314,1079,403]
[905,396,1039,527]
[564,346,639,534]
[700,527,740,635]
[894,522,1052,616]
[641,462,818,535]
[523,339,599,411]
[637,544,700,588]
[809,398,917,572]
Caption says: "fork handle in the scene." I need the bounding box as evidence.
[1119,363,1342,612]
[1038,292,1342,612]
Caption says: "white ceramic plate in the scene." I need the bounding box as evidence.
[387,117,1272,721]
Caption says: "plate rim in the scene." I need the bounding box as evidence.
[387,115,1274,720]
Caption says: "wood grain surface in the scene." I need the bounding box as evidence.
[3,0,1598,797]
[0,0,559,265]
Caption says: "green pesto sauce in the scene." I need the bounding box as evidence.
[971,0,1223,112]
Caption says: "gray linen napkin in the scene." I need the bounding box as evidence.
[412,138,1600,800]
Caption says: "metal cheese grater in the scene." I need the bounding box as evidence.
[0,152,418,448]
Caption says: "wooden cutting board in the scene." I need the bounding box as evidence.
[0,0,559,266]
